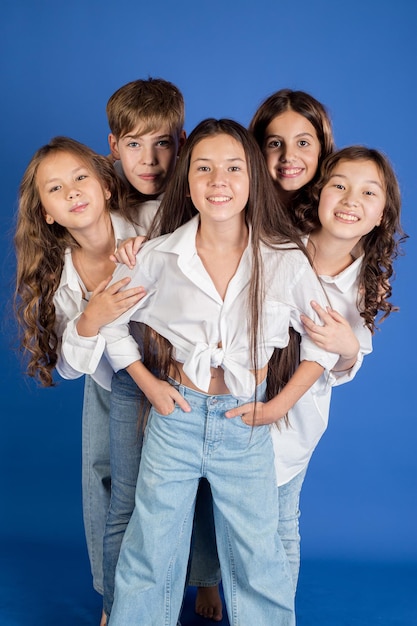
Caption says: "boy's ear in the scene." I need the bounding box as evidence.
[177,130,186,155]
[108,133,121,160]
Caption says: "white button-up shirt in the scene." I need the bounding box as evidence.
[55,208,158,390]
[92,215,340,400]
[271,252,373,485]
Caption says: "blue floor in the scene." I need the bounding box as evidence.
[0,537,416,625]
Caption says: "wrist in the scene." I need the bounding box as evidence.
[76,312,100,338]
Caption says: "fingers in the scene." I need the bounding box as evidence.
[112,236,145,268]
[131,236,145,256]
[307,301,347,326]
[225,403,253,419]
[153,389,191,415]
[104,276,132,293]
[325,308,346,323]
[92,275,115,294]
[170,389,191,413]
[310,300,333,323]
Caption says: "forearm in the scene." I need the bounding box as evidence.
[126,360,161,399]
[266,360,324,420]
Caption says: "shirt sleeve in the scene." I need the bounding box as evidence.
[287,257,341,372]
[59,315,106,377]
[101,324,142,372]
[327,325,373,387]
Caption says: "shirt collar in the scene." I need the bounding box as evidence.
[319,253,363,292]
[154,214,200,259]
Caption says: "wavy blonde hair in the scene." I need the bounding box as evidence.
[14,136,132,386]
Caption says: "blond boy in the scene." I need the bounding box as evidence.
[82,78,185,626]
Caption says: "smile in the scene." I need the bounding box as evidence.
[278,167,303,178]
[335,211,359,222]
[207,196,232,203]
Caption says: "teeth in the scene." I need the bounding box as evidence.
[207,196,231,202]
[335,212,359,222]
[279,168,302,175]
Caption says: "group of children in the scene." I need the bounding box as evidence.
[14,79,406,626]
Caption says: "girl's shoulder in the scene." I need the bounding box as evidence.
[110,211,144,239]
[261,240,310,267]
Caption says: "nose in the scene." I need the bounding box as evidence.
[342,191,359,207]
[67,186,81,200]
[279,145,295,162]
[141,145,157,166]
[209,166,227,186]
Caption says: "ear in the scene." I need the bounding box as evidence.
[177,130,186,156]
[108,133,121,160]
[104,189,111,200]
[45,214,55,225]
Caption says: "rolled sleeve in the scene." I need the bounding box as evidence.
[300,335,340,372]
[60,317,106,376]
[101,325,142,372]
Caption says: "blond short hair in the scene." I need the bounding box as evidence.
[106,77,185,139]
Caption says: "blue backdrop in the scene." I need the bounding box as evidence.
[1,0,416,602]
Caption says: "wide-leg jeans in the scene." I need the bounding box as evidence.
[109,381,295,626]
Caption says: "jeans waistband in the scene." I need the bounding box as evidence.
[168,376,266,407]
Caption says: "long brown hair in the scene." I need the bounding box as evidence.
[142,119,305,400]
[14,136,132,387]
[249,91,335,409]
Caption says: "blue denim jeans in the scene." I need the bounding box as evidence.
[103,370,220,618]
[109,381,295,626]
[189,461,308,593]
[82,375,111,595]
[103,368,148,618]
[278,466,307,590]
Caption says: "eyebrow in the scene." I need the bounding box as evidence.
[265,132,316,140]
[41,166,88,186]
[191,157,245,163]
[329,173,383,189]
[124,133,173,140]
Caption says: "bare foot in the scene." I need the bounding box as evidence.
[99,608,107,626]
[195,585,223,621]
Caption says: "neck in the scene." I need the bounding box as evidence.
[197,215,249,251]
[70,213,114,258]
[276,184,297,206]
[308,229,360,276]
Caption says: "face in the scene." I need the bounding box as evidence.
[263,109,321,194]
[318,159,386,243]
[109,124,186,198]
[36,151,110,232]
[188,133,250,227]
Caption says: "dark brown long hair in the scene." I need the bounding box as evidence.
[249,88,335,221]
[142,118,305,400]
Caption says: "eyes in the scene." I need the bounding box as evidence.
[329,183,378,197]
[196,165,242,173]
[266,138,311,150]
[126,139,173,149]
[48,174,88,193]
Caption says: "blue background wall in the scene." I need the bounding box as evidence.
[0,0,416,618]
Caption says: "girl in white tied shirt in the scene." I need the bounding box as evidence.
[87,118,344,626]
